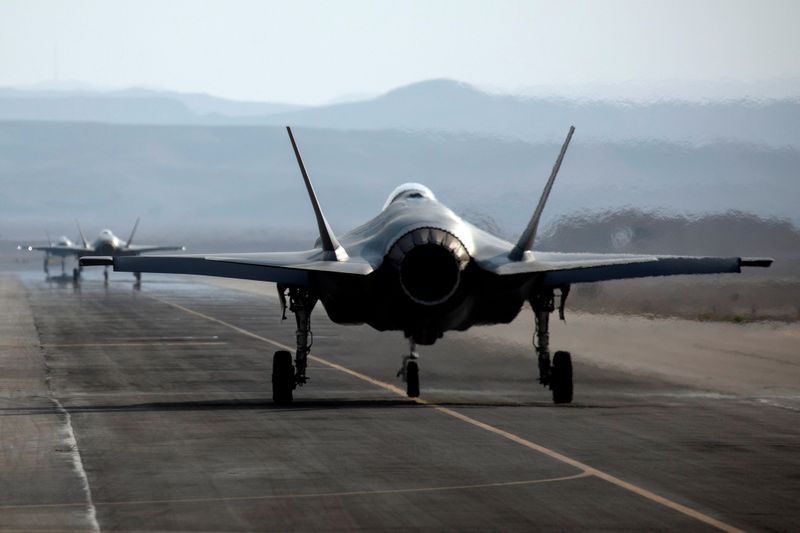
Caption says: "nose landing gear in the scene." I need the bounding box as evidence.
[397,339,420,398]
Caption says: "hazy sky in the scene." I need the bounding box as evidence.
[1,0,798,104]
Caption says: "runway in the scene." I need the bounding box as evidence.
[1,272,798,532]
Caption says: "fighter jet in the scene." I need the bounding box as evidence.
[82,127,772,404]
[23,219,185,282]
[18,232,80,276]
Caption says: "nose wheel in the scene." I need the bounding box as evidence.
[397,340,420,398]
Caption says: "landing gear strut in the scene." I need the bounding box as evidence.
[72,266,81,283]
[103,266,109,284]
[272,285,317,404]
[531,286,573,404]
[397,339,420,398]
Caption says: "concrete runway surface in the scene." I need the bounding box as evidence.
[1,272,798,532]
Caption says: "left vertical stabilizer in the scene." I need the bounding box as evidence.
[286,127,348,261]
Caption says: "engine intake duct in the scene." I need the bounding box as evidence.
[387,228,470,305]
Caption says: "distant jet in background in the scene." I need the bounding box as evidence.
[20,219,185,282]
[83,127,772,404]
[19,232,79,276]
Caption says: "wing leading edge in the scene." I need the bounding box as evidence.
[81,251,374,285]
[483,252,772,286]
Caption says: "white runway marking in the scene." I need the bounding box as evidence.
[145,293,745,533]
[51,398,101,533]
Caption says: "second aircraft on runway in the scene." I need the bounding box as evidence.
[22,219,184,283]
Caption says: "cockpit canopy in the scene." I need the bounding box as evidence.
[382,183,436,210]
[98,229,118,243]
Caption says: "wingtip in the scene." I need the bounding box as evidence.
[740,257,773,268]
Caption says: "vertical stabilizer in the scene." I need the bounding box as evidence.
[286,127,348,261]
[126,218,140,248]
[509,126,575,261]
[75,220,89,249]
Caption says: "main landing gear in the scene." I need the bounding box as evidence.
[397,339,420,398]
[272,285,317,405]
[532,286,573,404]
[72,266,82,283]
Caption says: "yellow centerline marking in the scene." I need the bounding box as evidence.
[0,472,590,511]
[145,293,744,533]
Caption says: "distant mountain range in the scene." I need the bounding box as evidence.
[0,86,306,124]
[1,122,797,243]
[1,79,798,147]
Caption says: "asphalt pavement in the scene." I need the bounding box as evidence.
[1,271,798,532]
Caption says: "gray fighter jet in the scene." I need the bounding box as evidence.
[23,219,184,282]
[18,232,79,276]
[82,127,772,404]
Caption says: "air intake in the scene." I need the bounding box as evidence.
[387,228,469,305]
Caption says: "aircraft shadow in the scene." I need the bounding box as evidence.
[0,397,623,416]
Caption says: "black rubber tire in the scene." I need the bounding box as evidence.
[551,351,573,404]
[72,268,80,282]
[406,361,420,398]
[272,350,294,405]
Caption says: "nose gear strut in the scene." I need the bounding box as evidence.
[397,338,420,398]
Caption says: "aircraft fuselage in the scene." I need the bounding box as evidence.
[310,195,532,344]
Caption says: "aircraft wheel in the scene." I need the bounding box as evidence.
[272,350,294,405]
[103,270,109,283]
[72,268,80,282]
[134,272,142,282]
[406,361,420,398]
[551,351,573,404]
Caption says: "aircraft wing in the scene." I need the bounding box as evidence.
[81,250,375,286]
[19,244,90,255]
[484,252,772,285]
[119,245,186,255]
